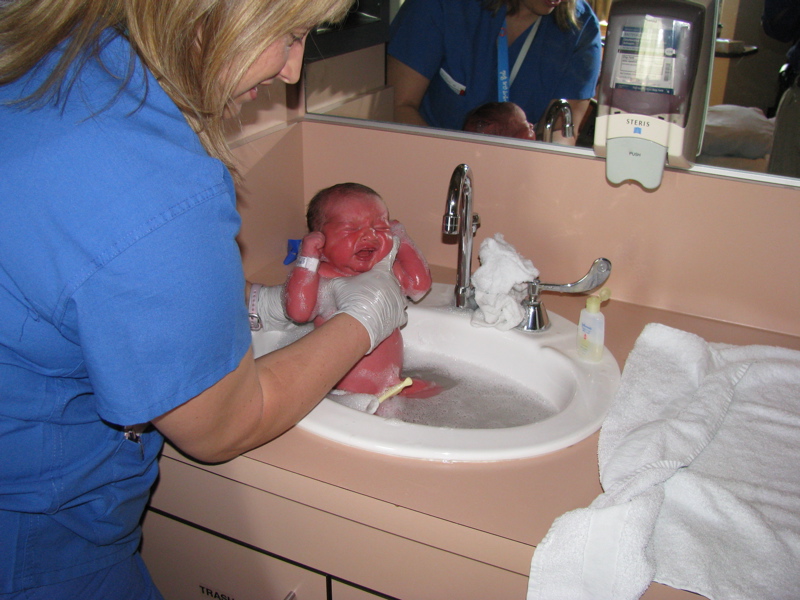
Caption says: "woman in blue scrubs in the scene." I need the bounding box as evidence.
[387,0,602,143]
[0,1,408,598]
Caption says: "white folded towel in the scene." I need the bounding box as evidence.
[470,233,539,330]
[528,323,800,600]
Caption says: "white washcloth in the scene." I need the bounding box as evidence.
[470,233,539,330]
[327,390,380,414]
[528,323,800,600]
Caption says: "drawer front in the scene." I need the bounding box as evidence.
[142,510,327,600]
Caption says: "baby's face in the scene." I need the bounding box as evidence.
[319,193,393,275]
[508,105,536,140]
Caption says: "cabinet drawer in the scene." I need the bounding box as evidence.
[142,510,326,600]
[330,581,387,600]
[149,457,529,599]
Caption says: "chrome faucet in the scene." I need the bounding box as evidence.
[541,99,574,143]
[518,258,612,332]
[442,164,480,309]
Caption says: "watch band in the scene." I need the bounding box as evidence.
[248,283,263,331]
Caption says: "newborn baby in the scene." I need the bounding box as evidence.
[284,182,438,398]
[463,101,537,140]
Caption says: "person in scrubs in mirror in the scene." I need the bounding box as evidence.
[762,0,800,177]
[387,0,602,145]
[762,0,800,103]
[0,1,408,598]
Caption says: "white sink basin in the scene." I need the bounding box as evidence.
[252,282,620,462]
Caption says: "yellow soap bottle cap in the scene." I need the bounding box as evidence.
[586,288,611,312]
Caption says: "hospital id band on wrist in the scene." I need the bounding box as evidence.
[248,283,263,331]
[296,256,320,272]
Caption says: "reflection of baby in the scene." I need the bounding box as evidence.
[463,102,536,140]
[284,183,438,398]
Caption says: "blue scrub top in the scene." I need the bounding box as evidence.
[388,0,602,130]
[0,32,251,593]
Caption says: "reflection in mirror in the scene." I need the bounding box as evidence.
[304,0,798,182]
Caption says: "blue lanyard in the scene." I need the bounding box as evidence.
[497,21,511,102]
[497,17,541,102]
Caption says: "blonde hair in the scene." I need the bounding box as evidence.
[484,0,580,31]
[0,0,351,172]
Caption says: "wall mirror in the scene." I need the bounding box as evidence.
[303,0,798,185]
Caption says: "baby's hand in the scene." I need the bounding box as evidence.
[300,231,325,258]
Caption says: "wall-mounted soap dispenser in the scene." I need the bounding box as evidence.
[593,0,717,189]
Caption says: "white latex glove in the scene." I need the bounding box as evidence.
[329,236,407,353]
[255,285,295,331]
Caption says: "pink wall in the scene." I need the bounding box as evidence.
[233,120,800,337]
[233,127,307,277]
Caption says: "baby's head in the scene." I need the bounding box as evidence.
[307,183,393,276]
[463,102,536,140]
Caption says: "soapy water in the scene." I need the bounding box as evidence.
[372,349,558,429]
[254,319,558,429]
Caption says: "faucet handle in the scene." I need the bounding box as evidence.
[538,258,612,294]
[518,281,551,332]
[517,259,612,333]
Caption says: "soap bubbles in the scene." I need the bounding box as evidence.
[374,349,557,429]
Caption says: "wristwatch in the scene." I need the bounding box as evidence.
[248,283,263,331]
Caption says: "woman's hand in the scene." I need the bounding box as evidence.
[253,284,295,331]
[330,236,407,352]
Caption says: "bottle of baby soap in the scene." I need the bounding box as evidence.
[577,288,611,362]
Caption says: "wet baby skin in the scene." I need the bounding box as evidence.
[284,191,437,398]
